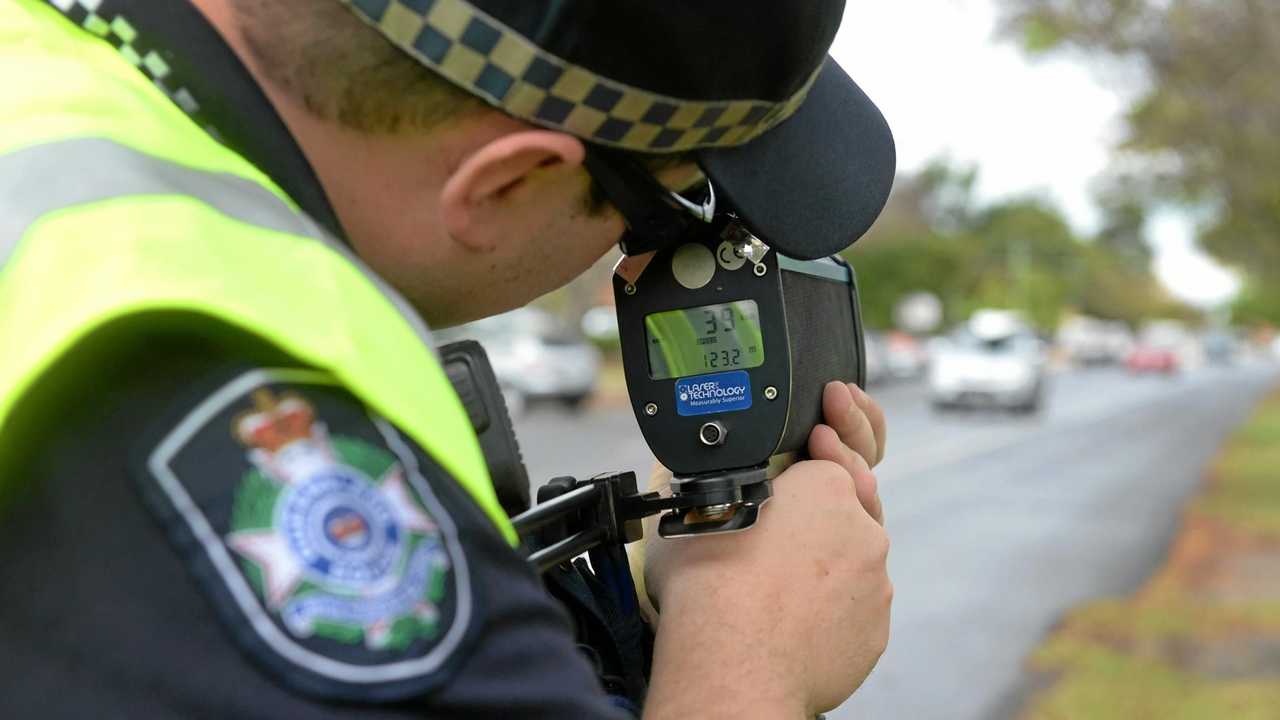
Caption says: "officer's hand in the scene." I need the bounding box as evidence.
[631,382,889,622]
[811,381,887,524]
[642,457,892,718]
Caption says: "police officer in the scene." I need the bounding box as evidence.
[0,0,896,717]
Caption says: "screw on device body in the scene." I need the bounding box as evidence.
[644,402,658,416]
[764,385,778,401]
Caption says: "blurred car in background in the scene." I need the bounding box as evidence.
[1201,329,1239,366]
[436,307,601,414]
[1126,345,1179,374]
[884,330,929,380]
[929,310,1047,413]
[1127,320,1197,376]
[1057,315,1134,366]
[864,330,927,385]
[580,305,620,344]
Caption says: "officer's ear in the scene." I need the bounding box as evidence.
[440,130,585,252]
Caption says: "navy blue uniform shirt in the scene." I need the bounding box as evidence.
[0,2,629,717]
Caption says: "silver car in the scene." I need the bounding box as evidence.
[929,311,1047,413]
[436,307,602,414]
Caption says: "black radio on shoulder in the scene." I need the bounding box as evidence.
[613,216,866,538]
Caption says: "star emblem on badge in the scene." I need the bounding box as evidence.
[224,390,451,650]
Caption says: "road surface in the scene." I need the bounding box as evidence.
[513,362,1278,720]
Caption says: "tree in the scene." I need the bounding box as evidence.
[850,159,984,329]
[1232,281,1280,327]
[861,158,980,243]
[848,160,1189,331]
[1093,176,1153,271]
[999,0,1280,284]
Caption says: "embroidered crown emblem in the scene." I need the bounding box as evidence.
[234,390,315,454]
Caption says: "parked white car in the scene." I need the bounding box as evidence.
[929,311,1047,413]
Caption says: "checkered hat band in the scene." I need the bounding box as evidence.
[46,0,216,136]
[341,0,820,152]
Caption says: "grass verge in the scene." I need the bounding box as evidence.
[1018,389,1280,720]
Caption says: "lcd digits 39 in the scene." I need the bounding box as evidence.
[644,300,765,380]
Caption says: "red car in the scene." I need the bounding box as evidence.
[1126,345,1179,374]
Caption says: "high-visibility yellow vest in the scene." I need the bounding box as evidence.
[0,0,516,544]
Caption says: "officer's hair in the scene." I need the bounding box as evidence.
[229,0,693,214]
[229,0,488,133]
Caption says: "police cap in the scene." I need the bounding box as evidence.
[342,0,896,258]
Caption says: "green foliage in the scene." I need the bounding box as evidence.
[848,160,1187,330]
[1195,392,1280,538]
[1019,15,1064,53]
[847,232,973,328]
[999,0,1280,303]
[1027,636,1280,720]
[1231,282,1280,327]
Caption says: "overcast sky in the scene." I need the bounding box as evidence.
[831,0,1241,306]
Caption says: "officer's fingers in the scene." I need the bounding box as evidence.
[822,381,880,469]
[849,382,888,466]
[808,424,883,525]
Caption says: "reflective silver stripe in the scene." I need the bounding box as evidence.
[0,137,302,265]
[0,137,437,347]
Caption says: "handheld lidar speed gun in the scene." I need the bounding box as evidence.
[465,213,868,570]
[611,216,866,537]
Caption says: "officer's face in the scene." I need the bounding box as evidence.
[426,174,629,328]
[422,160,705,327]
[341,122,703,328]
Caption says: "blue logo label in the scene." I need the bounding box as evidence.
[675,371,753,417]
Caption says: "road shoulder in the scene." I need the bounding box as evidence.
[1014,385,1280,720]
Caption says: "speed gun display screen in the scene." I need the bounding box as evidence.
[644,301,765,380]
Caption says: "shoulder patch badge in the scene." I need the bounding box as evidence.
[136,368,476,701]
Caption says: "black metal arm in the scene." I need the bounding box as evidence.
[511,471,711,572]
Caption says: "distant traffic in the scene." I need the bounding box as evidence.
[439,304,1278,418]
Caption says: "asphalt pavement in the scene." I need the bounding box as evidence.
[512,362,1279,720]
